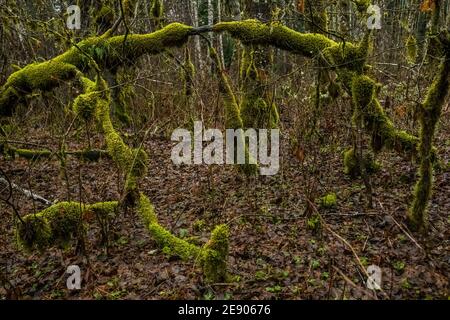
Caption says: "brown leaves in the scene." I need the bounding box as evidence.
[420,0,436,12]
[297,0,305,13]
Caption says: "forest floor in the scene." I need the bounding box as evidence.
[1,119,449,300]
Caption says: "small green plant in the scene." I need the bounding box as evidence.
[320,193,337,209]
[255,270,269,281]
[307,214,321,231]
[311,259,321,270]
[393,260,406,273]
[266,285,282,293]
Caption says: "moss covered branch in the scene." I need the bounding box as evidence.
[408,56,450,231]
[17,201,119,251]
[0,23,194,116]
[137,194,229,283]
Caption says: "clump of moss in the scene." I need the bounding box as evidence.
[16,201,119,251]
[202,224,229,283]
[320,193,337,209]
[17,202,84,251]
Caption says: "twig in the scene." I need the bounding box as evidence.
[0,177,53,206]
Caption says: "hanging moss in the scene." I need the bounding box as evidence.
[240,47,279,129]
[181,48,196,97]
[406,35,418,65]
[409,57,450,231]
[209,46,258,175]
[17,201,119,251]
[351,75,419,156]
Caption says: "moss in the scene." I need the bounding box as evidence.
[209,46,258,175]
[73,91,98,121]
[406,35,418,65]
[12,148,52,160]
[1,23,193,116]
[150,0,164,20]
[0,61,79,116]
[202,224,229,283]
[324,36,371,74]
[17,202,84,251]
[320,193,337,209]
[351,75,419,156]
[17,201,119,251]
[137,194,229,282]
[137,194,201,261]
[213,20,337,58]
[240,47,279,129]
[182,49,196,97]
[355,0,371,13]
[409,57,450,231]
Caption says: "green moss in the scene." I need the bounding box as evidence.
[355,0,371,13]
[202,224,229,283]
[17,201,119,251]
[213,20,337,58]
[150,0,164,20]
[406,35,418,65]
[137,194,229,282]
[320,193,337,209]
[240,48,279,129]
[350,75,419,155]
[1,23,193,116]
[13,148,52,160]
[209,47,258,175]
[17,203,84,251]
[409,57,450,231]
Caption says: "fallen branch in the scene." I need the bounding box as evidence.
[0,177,53,206]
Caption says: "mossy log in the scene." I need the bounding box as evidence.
[137,194,229,283]
[17,201,119,251]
